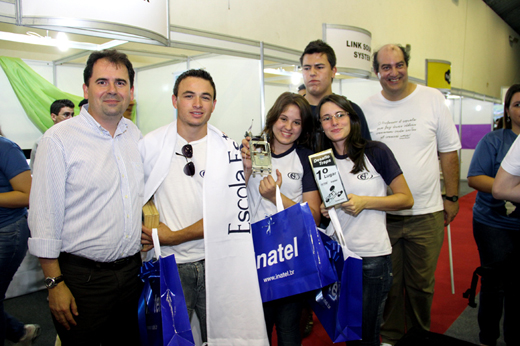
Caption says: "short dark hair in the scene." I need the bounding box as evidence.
[372,44,410,74]
[262,92,315,150]
[300,40,336,69]
[83,49,135,88]
[78,99,88,108]
[317,94,368,174]
[173,69,217,101]
[50,99,75,115]
[504,84,520,129]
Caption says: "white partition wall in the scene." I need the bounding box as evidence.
[136,61,187,135]
[199,55,262,142]
[337,78,382,106]
[264,83,291,125]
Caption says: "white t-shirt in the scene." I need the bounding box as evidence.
[326,142,401,257]
[154,136,206,263]
[248,144,316,223]
[501,135,520,176]
[361,85,461,216]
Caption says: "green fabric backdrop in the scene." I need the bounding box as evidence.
[0,56,83,133]
[0,56,137,133]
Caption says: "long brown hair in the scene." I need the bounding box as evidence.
[262,92,315,150]
[317,94,368,174]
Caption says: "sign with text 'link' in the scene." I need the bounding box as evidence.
[323,24,372,77]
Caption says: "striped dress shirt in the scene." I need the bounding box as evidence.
[28,107,144,262]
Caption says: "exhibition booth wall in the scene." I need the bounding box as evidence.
[0,55,496,181]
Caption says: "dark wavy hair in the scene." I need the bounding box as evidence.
[504,84,520,129]
[84,49,135,88]
[262,92,315,150]
[317,94,368,174]
[372,44,410,74]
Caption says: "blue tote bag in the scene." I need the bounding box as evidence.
[138,229,195,346]
[311,209,363,343]
[252,186,337,302]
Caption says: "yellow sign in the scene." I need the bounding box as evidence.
[425,60,451,90]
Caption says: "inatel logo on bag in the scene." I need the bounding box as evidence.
[256,236,299,269]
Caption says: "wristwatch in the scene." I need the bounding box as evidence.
[444,195,459,202]
[44,275,64,289]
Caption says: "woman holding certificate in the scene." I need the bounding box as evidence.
[317,94,413,346]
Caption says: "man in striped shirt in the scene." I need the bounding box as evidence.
[28,49,143,346]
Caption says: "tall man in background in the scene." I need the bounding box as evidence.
[300,39,371,140]
[361,44,461,345]
[28,49,143,346]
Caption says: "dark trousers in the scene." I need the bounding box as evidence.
[263,294,304,346]
[55,252,143,346]
[473,219,520,346]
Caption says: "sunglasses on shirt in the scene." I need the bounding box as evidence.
[176,144,195,177]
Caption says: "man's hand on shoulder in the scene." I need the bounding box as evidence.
[48,282,78,330]
[443,199,459,226]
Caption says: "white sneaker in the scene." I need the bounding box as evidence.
[14,324,41,346]
[381,343,393,346]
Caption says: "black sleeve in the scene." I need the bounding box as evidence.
[364,141,402,186]
[351,101,372,141]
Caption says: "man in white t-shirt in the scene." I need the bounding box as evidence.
[361,44,461,345]
[139,69,268,346]
[493,136,520,203]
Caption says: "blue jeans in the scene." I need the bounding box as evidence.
[349,255,392,346]
[0,215,29,343]
[178,259,207,343]
[473,219,519,346]
[263,294,304,346]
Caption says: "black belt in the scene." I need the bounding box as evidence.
[59,252,140,270]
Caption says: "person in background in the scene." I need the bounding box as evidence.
[468,84,520,346]
[1,134,40,345]
[28,49,143,345]
[30,99,75,171]
[493,128,520,204]
[241,92,321,345]
[78,99,88,109]
[297,84,306,96]
[318,94,413,346]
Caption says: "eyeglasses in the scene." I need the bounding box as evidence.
[320,111,349,123]
[176,144,195,177]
